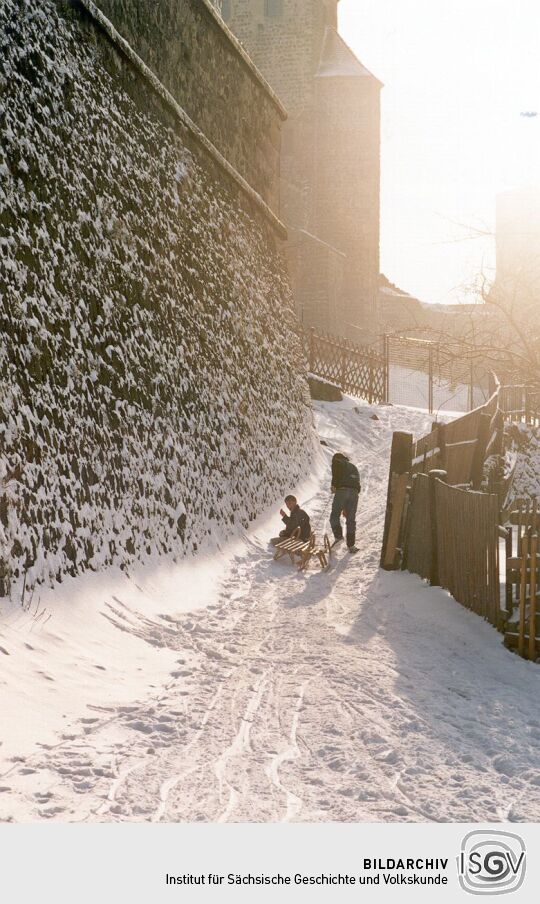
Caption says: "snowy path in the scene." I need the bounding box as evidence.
[1,399,540,822]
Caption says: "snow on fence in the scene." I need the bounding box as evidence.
[304,328,387,405]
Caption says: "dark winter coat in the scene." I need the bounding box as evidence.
[331,453,360,493]
[282,505,311,542]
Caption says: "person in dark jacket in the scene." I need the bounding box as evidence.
[330,452,360,552]
[270,495,311,545]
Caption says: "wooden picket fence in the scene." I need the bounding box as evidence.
[380,380,540,658]
[500,384,540,427]
[402,475,500,625]
[304,328,387,404]
[504,501,540,660]
[381,379,503,628]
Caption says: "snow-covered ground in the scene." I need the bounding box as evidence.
[389,363,487,412]
[1,397,540,823]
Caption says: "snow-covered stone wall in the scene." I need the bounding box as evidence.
[0,0,314,590]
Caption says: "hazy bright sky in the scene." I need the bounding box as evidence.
[339,0,540,304]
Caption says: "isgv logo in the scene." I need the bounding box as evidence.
[458,831,526,895]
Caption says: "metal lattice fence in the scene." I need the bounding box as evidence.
[304,328,387,404]
[385,335,489,414]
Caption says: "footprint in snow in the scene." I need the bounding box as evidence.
[379,749,399,765]
[38,809,62,819]
[492,755,518,777]
[339,787,357,798]
[129,721,153,734]
[393,805,409,817]
[73,781,94,792]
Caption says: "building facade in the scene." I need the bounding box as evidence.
[218,0,381,343]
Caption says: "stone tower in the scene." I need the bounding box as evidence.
[493,186,540,305]
[221,0,381,342]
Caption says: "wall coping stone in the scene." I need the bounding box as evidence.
[74,0,288,238]
[289,228,347,259]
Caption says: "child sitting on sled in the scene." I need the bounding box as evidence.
[270,495,311,546]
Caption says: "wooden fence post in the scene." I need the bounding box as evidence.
[429,469,447,586]
[517,500,524,557]
[381,432,413,570]
[530,534,538,661]
[428,347,434,415]
[519,534,529,658]
[401,475,415,572]
[438,423,447,471]
[504,526,513,617]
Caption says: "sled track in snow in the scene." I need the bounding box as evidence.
[2,400,540,823]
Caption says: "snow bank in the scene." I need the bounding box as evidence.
[0,459,323,768]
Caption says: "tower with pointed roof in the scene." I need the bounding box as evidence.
[221,0,381,341]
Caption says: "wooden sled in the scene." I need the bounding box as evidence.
[273,529,331,572]
[273,527,313,566]
[299,533,332,572]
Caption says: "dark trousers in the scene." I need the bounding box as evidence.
[330,488,359,548]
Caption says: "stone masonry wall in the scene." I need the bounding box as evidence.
[92,0,285,211]
[0,0,313,590]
